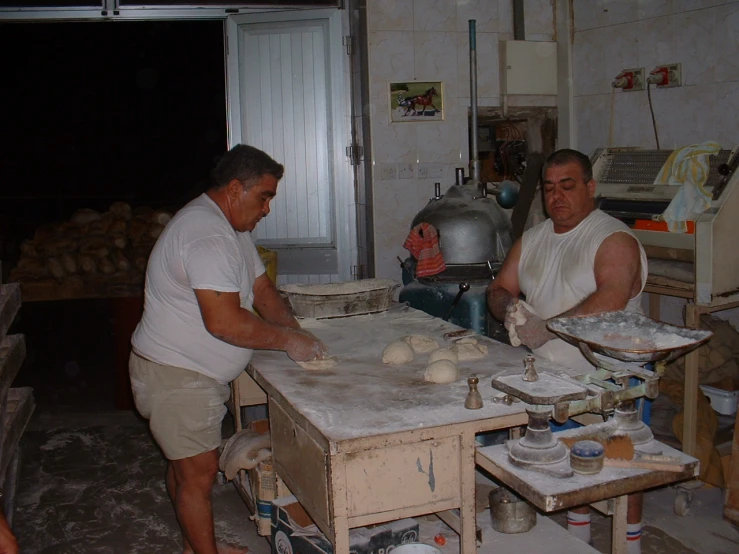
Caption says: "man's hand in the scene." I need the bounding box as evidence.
[285,329,327,362]
[505,301,554,350]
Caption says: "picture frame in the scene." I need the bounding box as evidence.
[389,81,444,123]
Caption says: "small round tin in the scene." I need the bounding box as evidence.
[570,440,605,475]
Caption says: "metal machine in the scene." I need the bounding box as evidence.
[399,170,517,339]
[592,146,739,307]
[398,20,521,339]
[491,311,712,478]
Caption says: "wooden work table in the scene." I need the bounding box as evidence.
[246,306,589,554]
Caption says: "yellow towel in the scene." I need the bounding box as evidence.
[655,141,721,233]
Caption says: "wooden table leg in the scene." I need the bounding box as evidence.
[460,431,477,554]
[330,454,351,554]
[683,303,700,456]
[612,494,628,554]
[111,295,144,411]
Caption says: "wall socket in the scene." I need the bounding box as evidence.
[398,163,415,179]
[649,63,682,88]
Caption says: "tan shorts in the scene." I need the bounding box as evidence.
[129,352,230,461]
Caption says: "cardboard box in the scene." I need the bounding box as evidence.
[271,495,419,554]
[244,420,291,536]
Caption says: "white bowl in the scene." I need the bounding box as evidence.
[391,545,442,554]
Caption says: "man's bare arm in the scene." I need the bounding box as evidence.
[251,273,300,329]
[559,232,642,318]
[194,289,324,361]
[487,238,522,322]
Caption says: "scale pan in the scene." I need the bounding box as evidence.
[547,310,712,363]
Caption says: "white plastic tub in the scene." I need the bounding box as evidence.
[700,385,739,416]
[390,545,442,554]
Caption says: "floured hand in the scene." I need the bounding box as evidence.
[286,329,327,362]
[505,301,554,350]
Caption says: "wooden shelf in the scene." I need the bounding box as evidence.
[14,273,143,302]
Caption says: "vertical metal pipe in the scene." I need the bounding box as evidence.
[469,20,480,183]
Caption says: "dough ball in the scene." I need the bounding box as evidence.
[382,340,415,365]
[423,360,459,384]
[297,356,338,370]
[455,342,488,361]
[403,335,439,354]
[428,347,458,365]
[456,336,479,345]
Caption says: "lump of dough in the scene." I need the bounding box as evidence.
[456,336,479,345]
[382,340,415,365]
[297,356,338,370]
[424,360,459,384]
[455,342,488,361]
[428,347,458,365]
[403,335,439,354]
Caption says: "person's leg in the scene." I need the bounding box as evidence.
[626,492,643,554]
[567,505,592,544]
[166,462,193,553]
[171,449,220,554]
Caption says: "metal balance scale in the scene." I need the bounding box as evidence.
[491,311,713,478]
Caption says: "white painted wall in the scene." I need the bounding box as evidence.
[365,0,556,282]
[571,0,739,328]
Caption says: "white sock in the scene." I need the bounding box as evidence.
[627,522,642,554]
[567,510,591,543]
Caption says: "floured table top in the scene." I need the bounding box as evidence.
[247,305,589,443]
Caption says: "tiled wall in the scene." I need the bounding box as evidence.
[366,0,555,281]
[572,0,739,328]
[573,0,739,153]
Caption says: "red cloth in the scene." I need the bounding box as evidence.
[403,222,446,277]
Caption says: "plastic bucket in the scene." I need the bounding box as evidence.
[391,545,442,554]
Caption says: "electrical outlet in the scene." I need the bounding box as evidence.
[418,163,445,180]
[648,63,682,88]
[612,67,645,91]
[380,163,397,180]
[398,163,415,179]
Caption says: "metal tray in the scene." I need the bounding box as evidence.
[547,311,713,363]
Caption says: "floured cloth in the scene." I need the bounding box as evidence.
[655,141,721,233]
[219,429,271,481]
[403,222,446,277]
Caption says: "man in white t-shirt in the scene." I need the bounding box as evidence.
[130,144,325,554]
[486,148,648,551]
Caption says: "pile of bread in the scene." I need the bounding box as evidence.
[10,202,172,283]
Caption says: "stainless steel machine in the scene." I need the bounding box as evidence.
[592,146,739,308]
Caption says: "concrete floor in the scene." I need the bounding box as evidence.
[8,300,739,553]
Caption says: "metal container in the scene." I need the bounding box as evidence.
[489,487,536,534]
[411,184,513,265]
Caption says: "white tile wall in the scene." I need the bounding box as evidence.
[367,0,556,282]
[572,0,739,327]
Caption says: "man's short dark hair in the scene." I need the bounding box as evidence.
[542,149,593,183]
[210,144,285,191]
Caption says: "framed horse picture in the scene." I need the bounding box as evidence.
[390,81,444,123]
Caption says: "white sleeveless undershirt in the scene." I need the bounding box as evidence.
[518,209,648,372]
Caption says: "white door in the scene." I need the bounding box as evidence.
[225,9,356,284]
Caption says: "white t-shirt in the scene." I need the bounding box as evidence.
[518,209,648,372]
[132,193,266,384]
